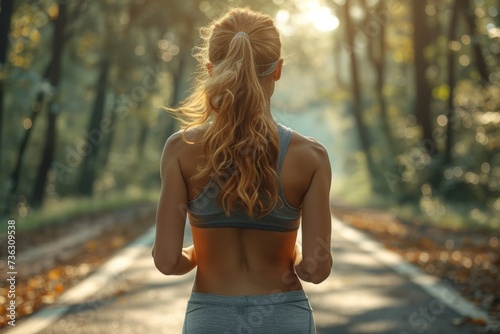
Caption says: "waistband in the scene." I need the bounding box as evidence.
[188,289,308,306]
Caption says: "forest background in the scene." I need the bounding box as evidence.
[0,0,499,233]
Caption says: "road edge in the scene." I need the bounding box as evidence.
[3,227,156,334]
[332,214,494,325]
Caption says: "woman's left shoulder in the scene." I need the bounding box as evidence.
[163,130,185,156]
[164,127,200,150]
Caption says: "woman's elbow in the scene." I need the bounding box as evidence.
[153,256,177,276]
[297,256,333,284]
[308,263,332,284]
[308,268,331,284]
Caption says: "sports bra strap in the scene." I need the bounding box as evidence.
[277,124,292,174]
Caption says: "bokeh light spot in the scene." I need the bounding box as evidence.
[437,115,448,126]
[134,45,145,56]
[23,118,32,129]
[425,5,436,16]
[460,35,470,45]
[481,162,490,173]
[458,55,470,66]
[158,39,170,50]
[448,40,461,51]
[199,1,211,13]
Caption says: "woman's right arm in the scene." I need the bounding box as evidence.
[294,141,333,284]
[152,132,197,276]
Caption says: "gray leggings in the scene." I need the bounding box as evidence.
[182,290,316,334]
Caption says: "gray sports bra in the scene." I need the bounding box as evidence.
[187,123,301,232]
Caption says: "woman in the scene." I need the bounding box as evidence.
[153,7,332,333]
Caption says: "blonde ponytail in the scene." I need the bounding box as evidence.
[169,8,283,218]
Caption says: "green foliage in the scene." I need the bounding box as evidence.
[318,0,499,231]
[0,0,498,232]
[0,188,157,233]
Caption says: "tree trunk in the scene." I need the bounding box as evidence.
[5,64,51,213]
[0,1,14,63]
[375,42,389,137]
[162,49,188,143]
[97,100,118,172]
[32,107,57,207]
[4,93,44,213]
[463,0,490,84]
[444,0,463,164]
[375,1,390,144]
[0,0,15,167]
[343,0,378,192]
[7,1,84,209]
[32,3,68,207]
[411,0,436,155]
[363,0,394,152]
[77,57,111,196]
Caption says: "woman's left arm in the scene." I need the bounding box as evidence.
[152,132,197,275]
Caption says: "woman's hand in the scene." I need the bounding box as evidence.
[153,243,197,276]
[293,242,312,282]
[293,242,303,267]
[183,245,197,267]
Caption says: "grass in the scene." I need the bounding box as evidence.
[330,164,499,233]
[0,187,158,234]
[342,193,500,233]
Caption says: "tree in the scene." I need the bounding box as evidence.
[462,0,490,84]
[411,0,436,155]
[32,3,68,207]
[444,0,464,165]
[341,0,381,193]
[77,57,110,196]
[444,0,492,164]
[5,1,86,212]
[76,0,169,195]
[3,67,49,214]
[363,0,394,152]
[0,0,15,166]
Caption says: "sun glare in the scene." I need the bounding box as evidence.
[275,0,339,34]
[306,2,340,31]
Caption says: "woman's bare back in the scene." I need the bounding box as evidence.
[174,126,331,295]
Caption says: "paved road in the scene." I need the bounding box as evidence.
[6,218,483,334]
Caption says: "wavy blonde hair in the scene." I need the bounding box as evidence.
[169,8,283,218]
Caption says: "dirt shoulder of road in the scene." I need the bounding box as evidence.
[331,205,500,325]
[0,203,156,328]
